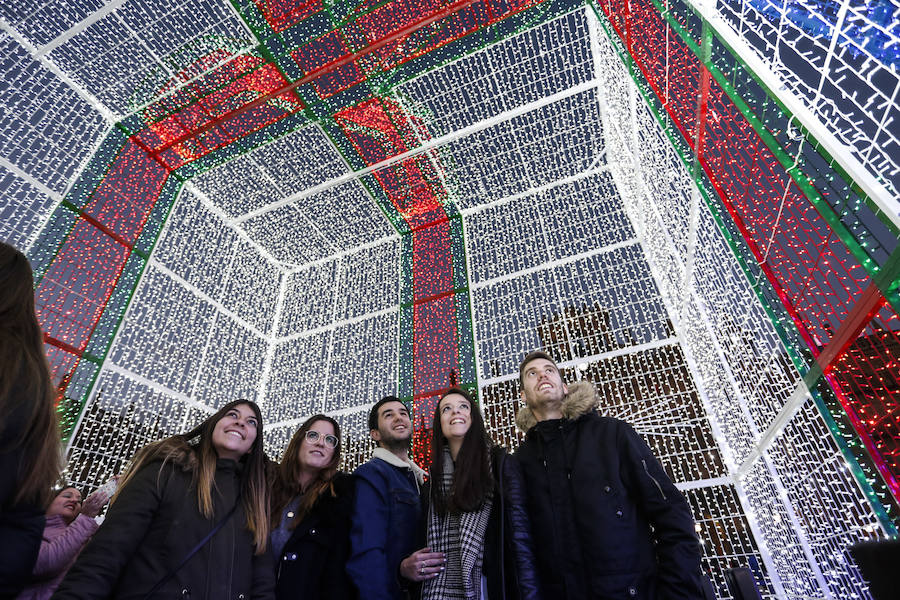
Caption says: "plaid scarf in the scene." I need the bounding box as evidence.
[422,448,493,600]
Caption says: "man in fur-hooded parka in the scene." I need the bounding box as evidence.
[513,352,704,600]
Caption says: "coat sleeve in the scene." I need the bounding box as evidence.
[31,515,99,579]
[346,471,393,600]
[618,422,704,600]
[51,464,166,600]
[500,452,542,600]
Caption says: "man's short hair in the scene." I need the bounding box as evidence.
[518,350,561,386]
[368,396,407,431]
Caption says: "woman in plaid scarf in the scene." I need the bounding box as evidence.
[400,387,541,600]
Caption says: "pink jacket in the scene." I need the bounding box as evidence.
[16,513,99,600]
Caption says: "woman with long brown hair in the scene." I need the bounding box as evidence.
[401,388,540,600]
[269,414,356,600]
[53,400,274,599]
[0,242,62,597]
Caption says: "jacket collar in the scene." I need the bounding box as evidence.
[372,447,427,484]
[44,514,69,530]
[516,380,599,434]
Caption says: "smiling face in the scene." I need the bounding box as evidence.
[298,418,337,474]
[439,393,472,443]
[520,357,568,419]
[371,400,412,450]
[47,487,82,524]
[211,403,259,461]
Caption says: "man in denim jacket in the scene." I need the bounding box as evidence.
[348,397,427,600]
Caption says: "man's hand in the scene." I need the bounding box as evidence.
[400,547,446,582]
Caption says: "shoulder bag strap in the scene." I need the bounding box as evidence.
[142,501,239,599]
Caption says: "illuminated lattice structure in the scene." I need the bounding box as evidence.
[1,0,899,598]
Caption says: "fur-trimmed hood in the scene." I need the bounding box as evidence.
[515,380,599,433]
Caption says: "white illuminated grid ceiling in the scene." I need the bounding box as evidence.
[2,0,257,117]
[0,3,892,599]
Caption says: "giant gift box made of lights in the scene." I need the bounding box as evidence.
[1,0,898,598]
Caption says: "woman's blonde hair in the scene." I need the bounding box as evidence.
[115,399,270,552]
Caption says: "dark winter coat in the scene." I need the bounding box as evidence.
[514,382,704,600]
[52,457,274,600]
[415,447,541,600]
[1,377,48,599]
[273,472,356,600]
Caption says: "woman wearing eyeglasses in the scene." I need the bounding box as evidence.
[269,415,357,600]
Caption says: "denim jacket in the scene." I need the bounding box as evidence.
[347,450,425,600]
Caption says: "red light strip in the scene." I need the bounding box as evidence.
[78,210,133,250]
[149,0,480,159]
[44,333,86,357]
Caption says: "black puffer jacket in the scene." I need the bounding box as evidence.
[52,458,274,600]
[413,447,541,600]
[514,382,704,600]
[274,472,356,600]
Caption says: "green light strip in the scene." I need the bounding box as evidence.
[589,4,808,373]
[59,176,186,442]
[808,384,899,535]
[644,0,900,316]
[587,0,897,533]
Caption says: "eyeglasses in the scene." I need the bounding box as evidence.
[305,430,338,448]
